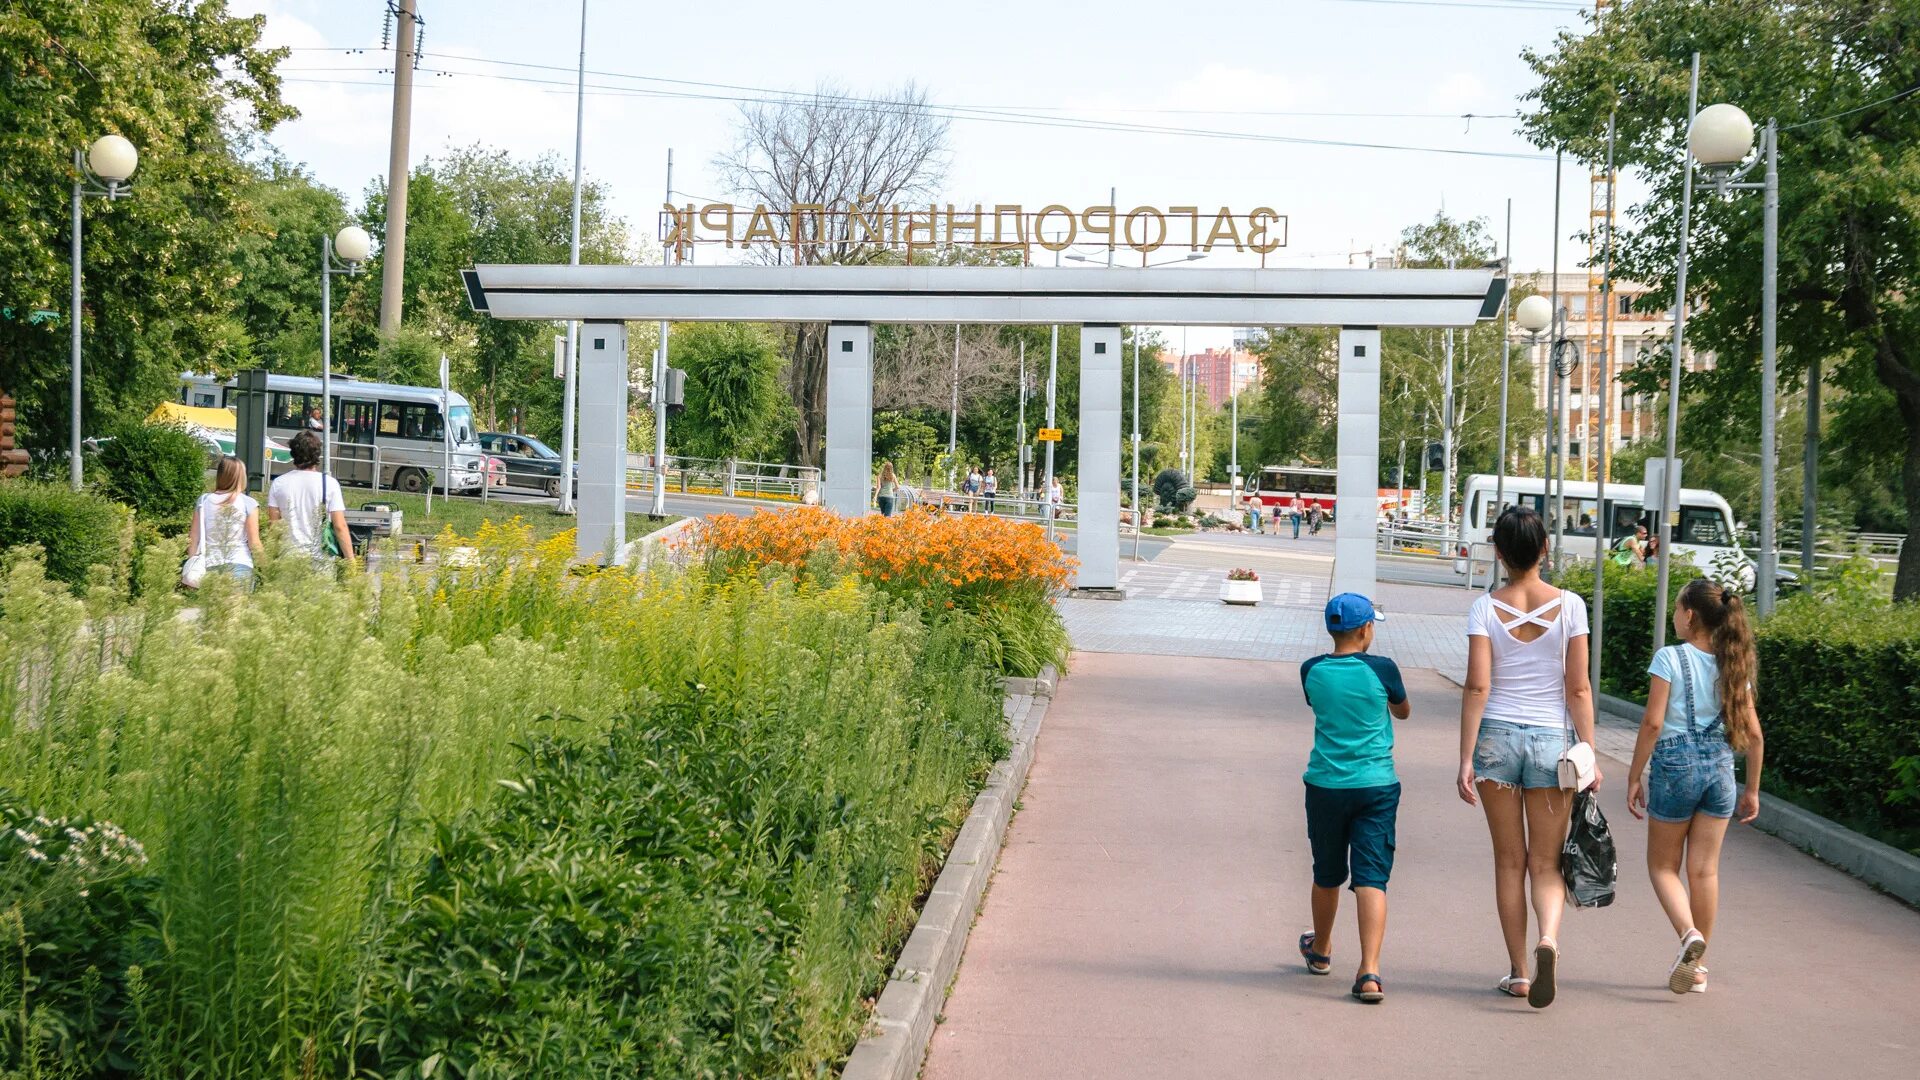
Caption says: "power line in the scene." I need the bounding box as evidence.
[1781,81,1920,131]
[280,64,1550,162]
[284,48,1519,122]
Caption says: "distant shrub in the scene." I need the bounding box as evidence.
[96,421,208,531]
[0,481,132,592]
[1152,468,1195,512]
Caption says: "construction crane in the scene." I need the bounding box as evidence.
[1583,0,1618,480]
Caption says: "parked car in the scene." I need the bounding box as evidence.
[478,431,575,497]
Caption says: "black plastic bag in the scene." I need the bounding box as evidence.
[1560,790,1617,908]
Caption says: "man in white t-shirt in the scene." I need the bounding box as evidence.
[268,430,354,564]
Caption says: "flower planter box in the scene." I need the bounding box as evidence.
[1220,578,1262,606]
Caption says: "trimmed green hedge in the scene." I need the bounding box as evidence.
[1557,557,1685,699]
[0,481,132,592]
[1755,596,1920,853]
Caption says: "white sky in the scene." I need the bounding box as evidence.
[236,0,1620,351]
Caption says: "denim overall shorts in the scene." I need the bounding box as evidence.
[1647,646,1736,823]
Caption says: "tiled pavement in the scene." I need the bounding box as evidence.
[1116,563,1321,607]
[1064,592,1472,683]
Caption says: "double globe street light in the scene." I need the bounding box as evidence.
[321,225,373,480]
[1686,101,1784,615]
[70,135,139,490]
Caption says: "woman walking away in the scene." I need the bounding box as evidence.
[1289,492,1305,539]
[188,455,263,586]
[1457,505,1599,1009]
[876,461,899,517]
[1626,578,1764,995]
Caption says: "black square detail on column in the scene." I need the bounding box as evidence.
[593,338,606,350]
[1094,342,1107,354]
[841,340,853,352]
[1353,345,1367,357]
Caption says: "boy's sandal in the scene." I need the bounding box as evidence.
[1298,932,1331,975]
[1496,974,1530,998]
[1351,973,1385,1004]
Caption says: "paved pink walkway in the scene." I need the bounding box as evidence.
[923,653,1920,1079]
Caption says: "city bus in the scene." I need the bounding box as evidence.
[178,373,487,494]
[1456,473,1760,586]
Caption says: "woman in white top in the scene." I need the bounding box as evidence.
[1457,504,1599,1009]
[188,456,263,585]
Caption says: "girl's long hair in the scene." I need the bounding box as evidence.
[879,461,896,485]
[212,455,248,498]
[1678,577,1757,751]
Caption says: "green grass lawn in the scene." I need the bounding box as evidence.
[346,491,677,541]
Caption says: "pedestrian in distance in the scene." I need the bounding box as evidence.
[267,429,355,567]
[1048,476,1064,520]
[1289,492,1305,539]
[1625,577,1765,995]
[1457,504,1599,1009]
[875,461,899,517]
[982,466,998,514]
[1297,593,1409,1005]
[1247,492,1264,534]
[185,455,263,587]
[1308,498,1325,535]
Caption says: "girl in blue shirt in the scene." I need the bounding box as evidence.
[1626,577,1766,995]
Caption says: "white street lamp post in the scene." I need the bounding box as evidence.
[321,225,373,483]
[1653,54,1703,650]
[1689,98,1779,614]
[69,135,137,490]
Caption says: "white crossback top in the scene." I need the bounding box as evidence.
[1466,589,1590,728]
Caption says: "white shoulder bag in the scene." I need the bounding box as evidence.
[1553,589,1597,791]
[180,499,209,589]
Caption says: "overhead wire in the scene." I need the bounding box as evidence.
[278,60,1550,162]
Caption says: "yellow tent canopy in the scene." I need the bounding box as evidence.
[147,402,235,431]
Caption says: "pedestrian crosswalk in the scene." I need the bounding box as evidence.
[1115,564,1323,607]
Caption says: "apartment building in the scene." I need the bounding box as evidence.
[1162,346,1262,409]
[1509,271,1712,469]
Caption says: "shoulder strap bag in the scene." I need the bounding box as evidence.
[1555,589,1597,792]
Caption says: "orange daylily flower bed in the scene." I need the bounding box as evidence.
[688,505,1076,599]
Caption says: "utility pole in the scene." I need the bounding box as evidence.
[378,0,419,335]
[1441,326,1455,538]
[559,0,586,513]
[652,149,672,517]
[1017,341,1028,496]
[948,323,960,489]
[1044,323,1059,541]
[1653,53,1702,651]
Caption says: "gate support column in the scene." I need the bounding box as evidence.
[1334,327,1381,598]
[824,323,873,516]
[1077,324,1122,591]
[577,320,629,565]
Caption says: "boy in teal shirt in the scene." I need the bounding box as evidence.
[1296,593,1409,1004]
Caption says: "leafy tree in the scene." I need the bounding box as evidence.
[96,418,205,530]
[874,412,941,483]
[669,322,787,462]
[1520,0,1920,598]
[715,83,950,465]
[343,146,635,440]
[226,159,350,374]
[0,0,293,445]
[1250,328,1338,470]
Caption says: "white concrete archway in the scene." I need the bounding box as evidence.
[462,264,1503,596]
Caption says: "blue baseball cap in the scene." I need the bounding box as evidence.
[1324,592,1385,633]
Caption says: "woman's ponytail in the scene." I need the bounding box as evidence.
[1679,578,1757,752]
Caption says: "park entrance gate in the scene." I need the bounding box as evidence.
[461,264,1503,597]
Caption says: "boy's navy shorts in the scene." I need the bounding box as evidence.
[1304,781,1400,892]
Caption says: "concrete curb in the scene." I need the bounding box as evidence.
[1596,689,1920,907]
[840,664,1058,1080]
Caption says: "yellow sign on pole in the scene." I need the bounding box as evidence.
[1036,428,1062,442]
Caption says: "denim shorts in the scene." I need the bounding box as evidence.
[1472,718,1572,790]
[1304,782,1400,892]
[1647,734,1736,823]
